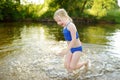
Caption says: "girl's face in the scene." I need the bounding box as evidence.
[54,16,67,27]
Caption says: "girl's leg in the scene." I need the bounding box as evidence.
[70,51,88,71]
[64,52,72,72]
[75,61,88,69]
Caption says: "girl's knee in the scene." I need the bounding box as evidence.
[70,64,75,70]
[64,64,67,68]
[64,63,69,69]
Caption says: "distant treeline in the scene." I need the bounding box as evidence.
[0,0,120,23]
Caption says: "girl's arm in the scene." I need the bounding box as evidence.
[66,23,77,52]
[58,23,77,56]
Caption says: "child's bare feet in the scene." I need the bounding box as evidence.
[85,60,89,66]
[84,60,91,71]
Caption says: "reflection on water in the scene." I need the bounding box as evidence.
[79,26,109,45]
[76,24,120,54]
[107,30,120,54]
[0,23,120,58]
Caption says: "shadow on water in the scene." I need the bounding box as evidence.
[0,22,120,80]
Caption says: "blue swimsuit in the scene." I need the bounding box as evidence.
[63,22,82,53]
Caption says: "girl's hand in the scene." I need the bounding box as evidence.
[58,49,67,57]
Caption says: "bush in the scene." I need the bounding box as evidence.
[101,9,120,23]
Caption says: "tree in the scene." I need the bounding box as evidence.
[88,0,117,18]
[48,0,117,18]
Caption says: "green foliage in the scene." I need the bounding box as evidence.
[0,0,48,21]
[101,9,120,23]
[48,0,88,17]
[0,0,119,23]
[88,0,118,18]
[0,0,18,21]
[47,0,118,19]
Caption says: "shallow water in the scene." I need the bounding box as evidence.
[0,22,120,80]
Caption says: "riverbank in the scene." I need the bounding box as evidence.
[0,18,117,24]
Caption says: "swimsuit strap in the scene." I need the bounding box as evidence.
[65,21,71,28]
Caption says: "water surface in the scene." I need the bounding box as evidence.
[0,22,120,80]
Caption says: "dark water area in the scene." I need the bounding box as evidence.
[0,22,120,80]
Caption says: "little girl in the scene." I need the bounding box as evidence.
[53,8,89,73]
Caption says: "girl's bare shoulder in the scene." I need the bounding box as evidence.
[68,22,76,30]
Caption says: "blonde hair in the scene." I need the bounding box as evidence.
[53,8,72,22]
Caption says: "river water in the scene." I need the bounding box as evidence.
[0,22,120,80]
